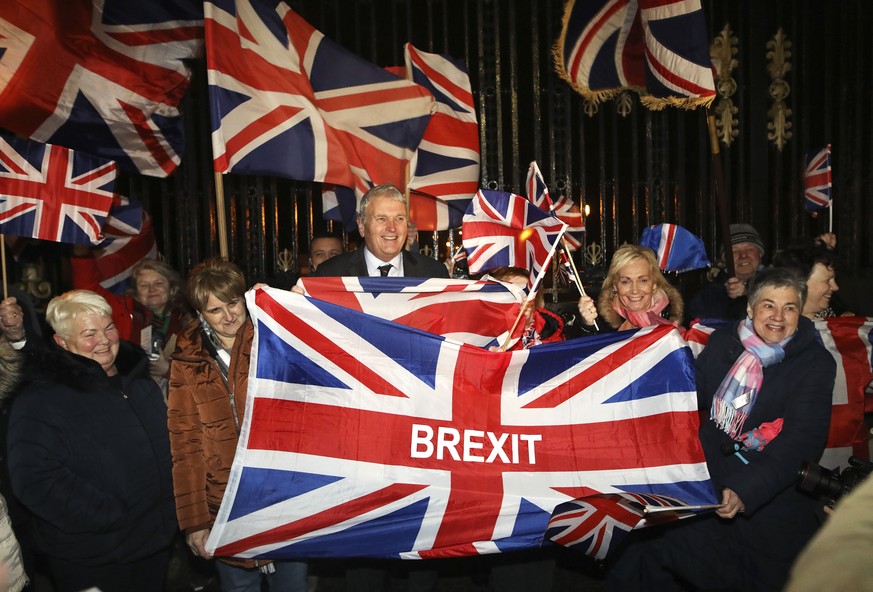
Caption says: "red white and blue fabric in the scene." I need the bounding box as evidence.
[0,0,202,177]
[638,223,710,273]
[295,277,525,350]
[683,318,872,467]
[547,492,698,560]
[462,189,567,288]
[404,44,480,231]
[0,132,116,244]
[204,287,715,560]
[320,184,359,232]
[205,0,434,196]
[555,0,716,109]
[803,144,832,212]
[92,196,157,294]
[525,162,586,251]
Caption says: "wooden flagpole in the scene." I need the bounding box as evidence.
[558,236,599,331]
[214,172,229,258]
[706,113,736,278]
[1,235,7,300]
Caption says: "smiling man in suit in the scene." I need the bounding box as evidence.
[314,184,448,280]
[312,182,445,592]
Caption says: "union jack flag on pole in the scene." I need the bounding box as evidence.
[405,44,480,231]
[525,161,586,251]
[0,132,116,244]
[205,287,716,560]
[803,144,832,212]
[638,223,710,274]
[0,0,203,177]
[554,0,716,110]
[92,197,158,294]
[462,189,567,288]
[205,0,434,195]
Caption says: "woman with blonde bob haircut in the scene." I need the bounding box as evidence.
[7,289,176,591]
[595,244,684,330]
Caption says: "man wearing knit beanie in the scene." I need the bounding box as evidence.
[687,223,766,321]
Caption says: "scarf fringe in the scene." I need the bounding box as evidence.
[711,397,748,440]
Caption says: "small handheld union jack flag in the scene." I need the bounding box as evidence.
[525,162,585,251]
[462,189,567,289]
[804,144,832,212]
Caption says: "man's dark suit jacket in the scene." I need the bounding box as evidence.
[313,248,449,279]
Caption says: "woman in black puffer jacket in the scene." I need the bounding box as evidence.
[7,290,177,592]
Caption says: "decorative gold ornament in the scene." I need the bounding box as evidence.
[420,244,434,258]
[583,98,599,117]
[710,24,739,145]
[616,92,633,118]
[585,242,604,267]
[16,263,52,300]
[766,28,793,151]
[277,248,294,272]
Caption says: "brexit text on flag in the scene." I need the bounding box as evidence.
[205,287,715,560]
[462,189,567,288]
[93,197,157,294]
[295,276,525,350]
[0,0,202,177]
[638,224,710,274]
[205,0,434,194]
[525,161,585,251]
[405,44,480,231]
[555,0,716,110]
[803,144,832,212]
[683,318,872,468]
[0,132,116,244]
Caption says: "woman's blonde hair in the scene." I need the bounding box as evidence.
[597,244,683,328]
[46,290,112,339]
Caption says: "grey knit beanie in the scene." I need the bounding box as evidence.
[729,223,764,256]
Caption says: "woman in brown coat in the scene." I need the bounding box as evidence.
[168,258,307,592]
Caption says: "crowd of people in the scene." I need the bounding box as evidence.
[0,182,865,592]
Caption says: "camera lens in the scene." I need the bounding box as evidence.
[798,462,844,500]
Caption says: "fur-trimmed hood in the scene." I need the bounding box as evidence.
[598,281,685,329]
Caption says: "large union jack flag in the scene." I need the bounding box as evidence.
[803,144,832,212]
[683,318,872,468]
[525,161,586,251]
[0,132,116,244]
[295,277,525,350]
[405,44,480,231]
[0,0,202,177]
[205,287,715,560]
[205,0,434,194]
[462,190,567,287]
[555,0,716,110]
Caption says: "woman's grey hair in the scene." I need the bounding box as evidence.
[46,290,112,339]
[128,258,183,301]
[357,184,406,219]
[747,267,808,310]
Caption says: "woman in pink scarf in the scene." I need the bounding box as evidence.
[580,244,684,331]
